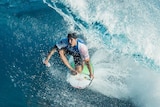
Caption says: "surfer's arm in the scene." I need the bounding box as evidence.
[79,44,94,78]
[44,45,57,64]
[59,49,76,72]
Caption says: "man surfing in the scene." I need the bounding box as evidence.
[44,33,94,79]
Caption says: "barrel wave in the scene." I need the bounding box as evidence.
[0,0,160,107]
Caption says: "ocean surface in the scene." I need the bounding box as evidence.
[0,0,160,107]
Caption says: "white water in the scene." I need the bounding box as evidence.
[44,0,160,107]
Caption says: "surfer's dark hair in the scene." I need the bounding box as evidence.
[67,33,77,39]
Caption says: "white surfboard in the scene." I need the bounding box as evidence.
[67,62,94,89]
[67,73,93,89]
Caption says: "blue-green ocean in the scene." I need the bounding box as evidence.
[0,0,160,107]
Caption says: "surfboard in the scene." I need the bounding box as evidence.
[67,62,94,89]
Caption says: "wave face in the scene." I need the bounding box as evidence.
[43,0,160,107]
[1,0,160,107]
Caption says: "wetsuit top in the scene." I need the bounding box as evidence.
[56,38,89,60]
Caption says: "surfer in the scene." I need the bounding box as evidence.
[44,33,94,79]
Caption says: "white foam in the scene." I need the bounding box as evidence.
[44,0,160,106]
[127,67,160,107]
[90,48,160,107]
[58,0,160,65]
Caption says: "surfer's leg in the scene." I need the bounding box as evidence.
[58,49,77,74]
[75,65,83,73]
[73,56,83,73]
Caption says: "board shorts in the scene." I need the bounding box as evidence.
[64,48,83,66]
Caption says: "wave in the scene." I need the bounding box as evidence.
[43,0,160,107]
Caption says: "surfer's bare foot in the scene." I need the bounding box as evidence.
[90,73,94,79]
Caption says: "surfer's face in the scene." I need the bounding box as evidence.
[68,38,76,47]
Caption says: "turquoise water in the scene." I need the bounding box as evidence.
[1,0,160,107]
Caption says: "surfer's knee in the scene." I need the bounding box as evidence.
[76,65,83,73]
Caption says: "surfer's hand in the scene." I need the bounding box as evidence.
[43,59,51,67]
[70,69,77,75]
[43,60,48,65]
